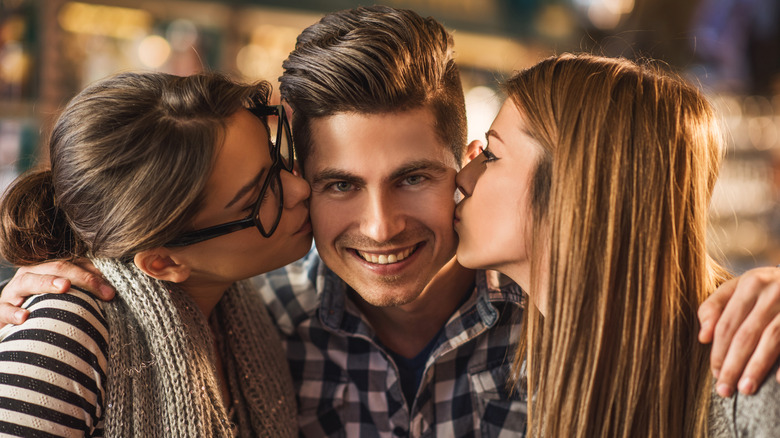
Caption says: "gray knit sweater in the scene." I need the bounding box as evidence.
[709,361,780,436]
[93,258,297,437]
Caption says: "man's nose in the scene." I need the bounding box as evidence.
[359,190,405,243]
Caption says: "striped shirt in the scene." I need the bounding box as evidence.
[254,249,528,437]
[0,289,108,437]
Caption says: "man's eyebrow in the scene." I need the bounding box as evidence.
[225,168,267,208]
[310,169,365,187]
[389,160,450,181]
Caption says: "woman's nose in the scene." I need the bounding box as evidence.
[455,154,485,197]
[281,169,311,207]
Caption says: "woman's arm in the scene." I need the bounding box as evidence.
[0,288,109,437]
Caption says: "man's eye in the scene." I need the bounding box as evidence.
[331,181,353,192]
[403,175,425,186]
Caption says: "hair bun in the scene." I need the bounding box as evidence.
[0,169,84,265]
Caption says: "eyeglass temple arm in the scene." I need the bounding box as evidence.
[250,104,283,117]
[165,218,255,247]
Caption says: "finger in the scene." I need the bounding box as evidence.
[715,291,780,396]
[0,302,30,326]
[73,258,101,276]
[31,260,114,300]
[71,259,114,299]
[2,272,71,306]
[710,275,763,379]
[736,314,780,395]
[699,277,737,344]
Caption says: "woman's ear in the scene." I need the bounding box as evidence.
[134,249,191,283]
[465,139,484,164]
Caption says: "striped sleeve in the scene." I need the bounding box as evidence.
[0,289,108,437]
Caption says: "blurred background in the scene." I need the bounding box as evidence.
[1,0,779,279]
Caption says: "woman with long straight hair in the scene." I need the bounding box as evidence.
[0,71,311,436]
[454,53,780,436]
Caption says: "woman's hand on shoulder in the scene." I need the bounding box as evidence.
[699,266,780,397]
[0,259,115,325]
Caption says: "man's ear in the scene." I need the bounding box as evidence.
[133,249,191,283]
[464,139,484,165]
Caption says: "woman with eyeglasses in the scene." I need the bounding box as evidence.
[0,72,311,436]
[454,53,779,436]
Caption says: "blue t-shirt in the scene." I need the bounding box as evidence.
[385,284,475,406]
[387,330,441,405]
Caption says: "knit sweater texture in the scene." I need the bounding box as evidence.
[709,360,780,436]
[93,258,297,437]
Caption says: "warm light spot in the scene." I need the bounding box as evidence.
[465,86,501,146]
[1,16,26,42]
[574,0,635,30]
[58,2,152,40]
[0,42,29,84]
[453,31,537,73]
[237,24,299,81]
[138,35,171,69]
[237,44,271,80]
[534,5,576,40]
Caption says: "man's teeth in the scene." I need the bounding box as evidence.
[358,248,414,264]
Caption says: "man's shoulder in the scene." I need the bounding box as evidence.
[710,361,780,437]
[733,361,780,434]
[252,246,321,291]
[251,247,325,335]
[476,269,525,306]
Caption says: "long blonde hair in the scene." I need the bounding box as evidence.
[509,54,731,437]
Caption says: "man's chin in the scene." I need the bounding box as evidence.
[352,288,421,308]
[322,245,444,308]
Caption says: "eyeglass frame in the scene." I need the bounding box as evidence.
[165,104,294,247]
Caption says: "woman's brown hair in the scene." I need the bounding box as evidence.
[0,72,270,264]
[508,54,731,437]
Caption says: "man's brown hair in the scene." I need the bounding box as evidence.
[279,5,467,171]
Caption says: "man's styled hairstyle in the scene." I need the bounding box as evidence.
[279,5,467,171]
[508,54,731,437]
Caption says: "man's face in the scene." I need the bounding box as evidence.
[305,106,460,308]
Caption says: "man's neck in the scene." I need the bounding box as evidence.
[352,257,476,358]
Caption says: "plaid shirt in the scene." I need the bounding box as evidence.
[255,249,527,437]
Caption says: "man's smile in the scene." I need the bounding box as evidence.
[353,243,422,265]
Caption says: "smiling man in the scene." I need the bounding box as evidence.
[255,6,527,437]
[307,109,461,312]
[4,5,780,438]
[0,7,525,437]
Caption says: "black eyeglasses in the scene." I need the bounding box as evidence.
[165,104,295,247]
